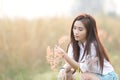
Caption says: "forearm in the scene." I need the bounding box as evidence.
[63,53,79,70]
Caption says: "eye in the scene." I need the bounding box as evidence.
[79,29,83,31]
[79,28,83,31]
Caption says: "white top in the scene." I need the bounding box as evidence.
[64,42,114,75]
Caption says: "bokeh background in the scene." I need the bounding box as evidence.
[0,0,120,80]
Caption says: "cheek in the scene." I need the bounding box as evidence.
[79,32,86,37]
[79,31,87,38]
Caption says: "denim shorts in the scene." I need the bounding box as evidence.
[95,71,119,80]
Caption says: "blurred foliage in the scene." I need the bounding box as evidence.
[0,15,120,80]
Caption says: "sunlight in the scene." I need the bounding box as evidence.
[0,0,74,19]
[0,0,120,19]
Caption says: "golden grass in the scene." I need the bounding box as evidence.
[0,15,120,80]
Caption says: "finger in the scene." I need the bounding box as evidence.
[56,46,65,53]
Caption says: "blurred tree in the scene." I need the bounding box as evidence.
[104,0,117,17]
[71,0,103,15]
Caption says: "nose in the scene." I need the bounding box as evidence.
[74,29,79,35]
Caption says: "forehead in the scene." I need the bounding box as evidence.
[74,21,85,28]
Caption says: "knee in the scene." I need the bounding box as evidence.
[57,68,73,80]
[57,69,65,80]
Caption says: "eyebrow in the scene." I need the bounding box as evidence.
[74,26,84,29]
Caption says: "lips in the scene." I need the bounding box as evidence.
[74,35,79,38]
[74,35,79,37]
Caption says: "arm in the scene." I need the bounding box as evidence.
[63,53,80,70]
[54,46,79,70]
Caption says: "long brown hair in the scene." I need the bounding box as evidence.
[69,13,110,73]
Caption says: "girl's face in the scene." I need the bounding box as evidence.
[73,21,87,42]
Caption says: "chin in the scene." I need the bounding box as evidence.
[75,38,80,41]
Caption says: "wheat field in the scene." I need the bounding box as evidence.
[0,15,120,80]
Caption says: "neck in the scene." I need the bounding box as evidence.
[79,41,86,48]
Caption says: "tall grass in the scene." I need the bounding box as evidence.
[0,15,120,80]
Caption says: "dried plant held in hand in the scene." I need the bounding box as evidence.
[46,46,53,63]
[46,46,55,71]
[46,46,61,71]
[58,36,69,45]
[46,35,69,71]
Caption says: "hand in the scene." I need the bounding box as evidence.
[54,45,65,58]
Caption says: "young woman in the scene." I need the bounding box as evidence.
[55,13,118,80]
